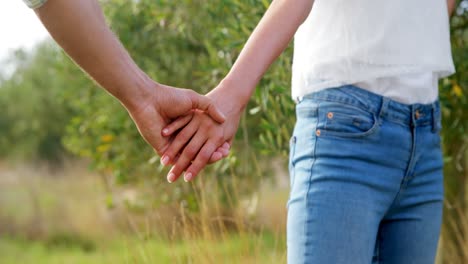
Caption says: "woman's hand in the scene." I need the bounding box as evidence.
[161,82,246,183]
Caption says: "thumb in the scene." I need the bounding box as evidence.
[189,91,226,123]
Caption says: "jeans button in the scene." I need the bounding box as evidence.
[415,110,421,119]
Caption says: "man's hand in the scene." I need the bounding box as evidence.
[161,83,244,183]
[127,81,227,157]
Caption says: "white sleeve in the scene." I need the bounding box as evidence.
[23,0,48,9]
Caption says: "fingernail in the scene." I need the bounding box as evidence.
[162,128,169,135]
[184,173,193,182]
[160,155,169,166]
[167,173,175,183]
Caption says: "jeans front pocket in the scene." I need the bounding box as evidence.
[288,99,319,209]
[317,101,379,138]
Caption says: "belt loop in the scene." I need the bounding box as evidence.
[378,97,389,122]
[295,96,303,104]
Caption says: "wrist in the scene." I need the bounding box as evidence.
[213,76,255,112]
[120,75,160,114]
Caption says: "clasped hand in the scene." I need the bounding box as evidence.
[160,85,244,183]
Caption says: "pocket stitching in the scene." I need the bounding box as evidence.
[320,112,380,138]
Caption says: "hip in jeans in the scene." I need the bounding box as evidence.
[287,85,444,264]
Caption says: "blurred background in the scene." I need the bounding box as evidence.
[0,1,466,263]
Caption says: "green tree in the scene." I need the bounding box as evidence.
[0,3,466,256]
[440,1,468,262]
[0,43,75,163]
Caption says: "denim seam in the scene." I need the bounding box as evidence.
[390,126,417,206]
[306,90,374,110]
[287,136,297,209]
[405,109,419,180]
[377,227,383,264]
[406,128,419,182]
[302,102,320,263]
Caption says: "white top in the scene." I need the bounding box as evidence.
[355,73,439,104]
[292,0,455,104]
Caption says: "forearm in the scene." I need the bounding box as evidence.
[219,0,314,110]
[35,0,153,111]
[447,0,457,16]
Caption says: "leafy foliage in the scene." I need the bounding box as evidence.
[440,2,468,262]
[0,43,74,163]
[0,0,466,211]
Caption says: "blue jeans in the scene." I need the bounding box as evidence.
[287,85,444,264]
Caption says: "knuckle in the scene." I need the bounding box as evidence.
[199,151,211,162]
[184,146,199,157]
[213,135,224,145]
[204,121,215,129]
[179,130,193,141]
[164,146,177,157]
[188,90,199,102]
[187,89,196,97]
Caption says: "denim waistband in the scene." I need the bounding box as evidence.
[301,85,441,130]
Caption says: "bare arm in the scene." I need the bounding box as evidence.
[35,0,154,111]
[447,0,457,16]
[33,0,226,157]
[219,0,314,110]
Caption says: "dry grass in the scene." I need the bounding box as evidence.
[2,160,467,263]
[0,160,289,263]
[440,201,468,264]
[0,161,116,240]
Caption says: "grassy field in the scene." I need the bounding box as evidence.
[0,232,286,264]
[2,162,467,264]
[0,161,289,264]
